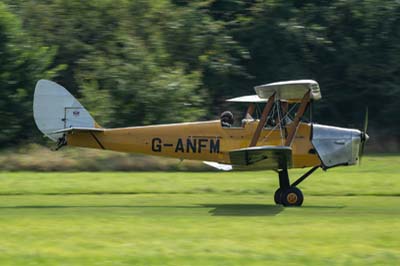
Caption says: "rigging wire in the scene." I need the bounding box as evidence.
[276,101,284,146]
[261,103,299,143]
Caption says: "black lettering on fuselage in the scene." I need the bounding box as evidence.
[152,137,220,154]
[198,139,208,153]
[152,138,162,152]
[210,139,220,153]
[175,138,185,152]
[186,138,196,153]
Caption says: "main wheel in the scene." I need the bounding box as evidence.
[281,187,304,207]
[274,188,283,204]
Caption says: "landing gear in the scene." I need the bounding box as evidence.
[281,187,304,206]
[274,166,319,207]
[274,188,283,204]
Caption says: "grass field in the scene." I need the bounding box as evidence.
[0,155,399,265]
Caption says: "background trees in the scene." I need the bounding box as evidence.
[0,0,399,150]
[0,2,56,146]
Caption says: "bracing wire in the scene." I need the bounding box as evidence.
[261,103,299,143]
[276,102,284,146]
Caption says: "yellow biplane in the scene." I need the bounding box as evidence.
[33,79,369,206]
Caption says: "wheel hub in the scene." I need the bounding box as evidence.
[286,192,298,204]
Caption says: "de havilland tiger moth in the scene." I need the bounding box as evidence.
[33,79,369,206]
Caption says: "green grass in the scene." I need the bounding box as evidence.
[0,155,399,265]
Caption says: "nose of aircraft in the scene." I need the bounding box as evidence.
[358,129,369,163]
[360,131,369,142]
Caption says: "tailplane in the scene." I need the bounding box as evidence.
[33,80,100,142]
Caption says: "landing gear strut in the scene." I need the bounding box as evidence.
[274,166,319,207]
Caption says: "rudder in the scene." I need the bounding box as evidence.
[33,79,98,142]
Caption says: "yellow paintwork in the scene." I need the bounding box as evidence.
[67,120,321,169]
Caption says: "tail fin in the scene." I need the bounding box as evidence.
[33,79,99,142]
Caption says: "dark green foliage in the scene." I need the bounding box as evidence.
[0,0,399,148]
[0,2,57,146]
[231,0,400,136]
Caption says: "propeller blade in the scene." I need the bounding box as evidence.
[359,107,369,164]
[363,107,368,134]
[359,141,365,164]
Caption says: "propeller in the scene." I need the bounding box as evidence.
[359,107,369,164]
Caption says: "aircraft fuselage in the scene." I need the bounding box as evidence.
[67,120,321,168]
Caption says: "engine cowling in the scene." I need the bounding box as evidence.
[311,124,361,169]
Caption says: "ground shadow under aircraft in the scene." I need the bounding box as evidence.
[0,203,344,216]
[0,204,283,216]
[202,204,284,216]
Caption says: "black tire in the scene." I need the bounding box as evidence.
[281,187,304,207]
[274,188,283,204]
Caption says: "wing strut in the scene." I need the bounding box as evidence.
[284,90,310,146]
[249,92,276,147]
[246,103,255,117]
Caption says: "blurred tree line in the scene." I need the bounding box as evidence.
[0,0,399,149]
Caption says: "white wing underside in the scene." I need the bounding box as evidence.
[203,161,233,171]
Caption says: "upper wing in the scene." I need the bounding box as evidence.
[254,80,321,102]
[229,146,292,170]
